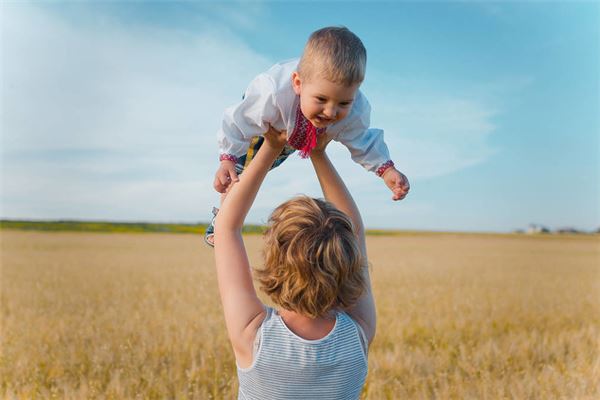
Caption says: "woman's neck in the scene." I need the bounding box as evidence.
[278,308,337,340]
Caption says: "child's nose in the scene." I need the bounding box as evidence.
[323,106,337,119]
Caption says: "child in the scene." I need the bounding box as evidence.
[214,126,375,399]
[206,26,410,246]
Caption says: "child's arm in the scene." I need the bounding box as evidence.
[333,92,410,200]
[214,126,287,359]
[309,137,377,344]
[339,126,410,201]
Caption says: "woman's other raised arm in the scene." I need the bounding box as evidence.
[309,139,376,344]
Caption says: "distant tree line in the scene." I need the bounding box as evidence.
[0,219,266,234]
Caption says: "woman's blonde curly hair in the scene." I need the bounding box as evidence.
[255,196,366,318]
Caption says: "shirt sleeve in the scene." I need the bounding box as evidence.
[334,95,393,175]
[217,73,279,159]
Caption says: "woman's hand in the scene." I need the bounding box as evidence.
[312,132,334,155]
[263,125,287,151]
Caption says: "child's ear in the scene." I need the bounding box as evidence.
[291,72,302,95]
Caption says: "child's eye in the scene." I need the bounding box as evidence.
[340,102,352,107]
[316,97,326,103]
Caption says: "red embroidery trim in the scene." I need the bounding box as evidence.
[288,103,326,158]
[219,153,238,163]
[298,123,318,158]
[376,160,395,177]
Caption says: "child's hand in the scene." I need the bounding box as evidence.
[213,160,239,193]
[383,167,410,201]
[263,125,287,150]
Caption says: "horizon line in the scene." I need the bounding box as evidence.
[2,218,598,236]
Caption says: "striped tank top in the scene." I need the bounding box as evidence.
[237,307,368,400]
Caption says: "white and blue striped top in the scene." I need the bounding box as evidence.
[237,307,369,400]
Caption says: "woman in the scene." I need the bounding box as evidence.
[214,127,376,399]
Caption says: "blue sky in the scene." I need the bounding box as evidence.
[1,1,598,232]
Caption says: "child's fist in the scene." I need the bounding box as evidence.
[382,167,410,201]
[213,160,239,193]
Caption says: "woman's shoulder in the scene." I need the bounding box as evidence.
[339,311,369,356]
[234,306,271,369]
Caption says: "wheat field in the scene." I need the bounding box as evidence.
[1,230,599,399]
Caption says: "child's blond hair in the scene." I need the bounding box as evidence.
[298,26,367,86]
[255,196,366,318]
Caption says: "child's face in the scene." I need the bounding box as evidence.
[292,72,360,129]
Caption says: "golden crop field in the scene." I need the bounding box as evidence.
[1,230,599,399]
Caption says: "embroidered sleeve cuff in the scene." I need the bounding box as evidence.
[376,160,395,177]
[219,153,238,163]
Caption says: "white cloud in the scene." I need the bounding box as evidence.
[2,4,271,153]
[364,80,500,181]
[1,3,501,227]
[1,3,271,221]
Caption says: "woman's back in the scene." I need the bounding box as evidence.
[237,307,368,400]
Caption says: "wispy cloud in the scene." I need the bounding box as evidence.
[190,1,268,31]
[366,82,500,180]
[1,3,271,221]
[1,3,501,227]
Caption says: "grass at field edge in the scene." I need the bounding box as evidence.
[1,220,598,239]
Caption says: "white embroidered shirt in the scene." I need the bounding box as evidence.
[217,59,393,174]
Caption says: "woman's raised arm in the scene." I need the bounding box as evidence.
[214,127,287,359]
[309,140,376,344]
